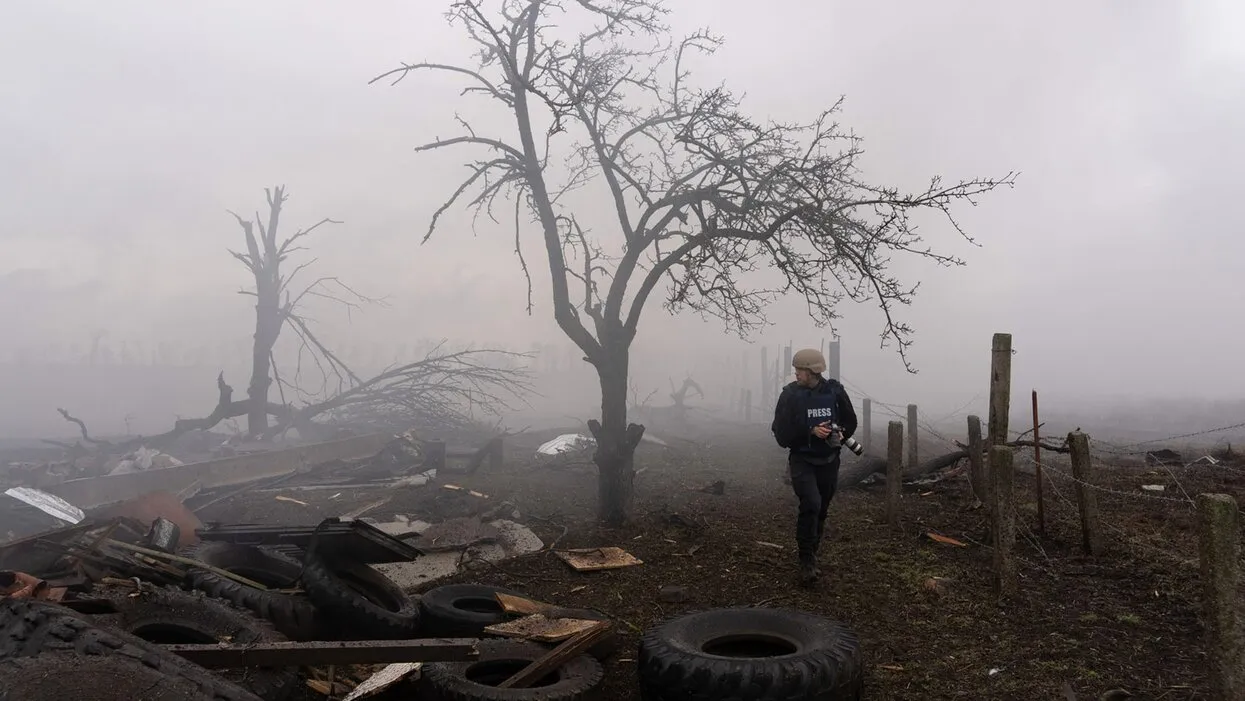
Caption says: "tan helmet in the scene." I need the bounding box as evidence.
[792,348,826,374]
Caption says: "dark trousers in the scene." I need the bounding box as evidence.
[789,452,840,560]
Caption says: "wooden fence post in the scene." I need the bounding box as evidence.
[987,333,1013,518]
[1198,493,1243,700]
[990,446,1017,597]
[1066,432,1103,555]
[906,403,919,469]
[861,398,872,454]
[887,421,903,530]
[967,415,985,506]
[988,332,1013,446]
[1031,389,1045,534]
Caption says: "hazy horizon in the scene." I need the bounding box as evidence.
[3,1,1242,441]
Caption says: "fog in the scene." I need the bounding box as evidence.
[2,0,1242,441]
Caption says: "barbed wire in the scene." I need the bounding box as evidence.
[1090,421,1245,455]
[1013,452,1198,506]
[1037,464,1201,568]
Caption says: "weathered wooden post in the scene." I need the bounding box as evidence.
[988,332,1013,446]
[1198,493,1243,700]
[887,421,903,530]
[906,403,919,469]
[861,398,872,454]
[1067,432,1103,555]
[1031,389,1045,534]
[987,333,1013,517]
[990,446,1017,597]
[967,415,985,506]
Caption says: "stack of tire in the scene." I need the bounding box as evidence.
[176,539,420,641]
[172,542,610,699]
[0,596,268,701]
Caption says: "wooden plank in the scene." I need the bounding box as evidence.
[165,638,478,668]
[497,622,610,689]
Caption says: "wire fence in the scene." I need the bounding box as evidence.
[835,378,1245,571]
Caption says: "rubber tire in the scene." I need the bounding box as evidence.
[420,639,604,701]
[91,585,299,701]
[179,540,320,641]
[0,598,263,701]
[636,607,863,701]
[300,550,419,639]
[418,584,527,637]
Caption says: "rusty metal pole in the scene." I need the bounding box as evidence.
[1032,389,1044,534]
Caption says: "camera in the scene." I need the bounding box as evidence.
[827,423,865,456]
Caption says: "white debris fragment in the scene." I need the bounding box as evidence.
[4,487,85,524]
[343,662,422,700]
[536,433,595,456]
[108,446,184,475]
[375,519,544,589]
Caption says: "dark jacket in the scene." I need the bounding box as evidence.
[771,376,858,459]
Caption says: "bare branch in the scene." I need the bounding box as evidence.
[386,1,1013,375]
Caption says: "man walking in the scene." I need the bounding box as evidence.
[771,348,858,586]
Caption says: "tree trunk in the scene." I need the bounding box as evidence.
[588,349,645,527]
[247,295,280,437]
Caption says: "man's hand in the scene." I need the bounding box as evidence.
[812,423,832,440]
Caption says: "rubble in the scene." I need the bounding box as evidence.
[0,424,616,699]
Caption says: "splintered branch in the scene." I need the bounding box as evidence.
[267,344,536,437]
[56,408,110,446]
[53,373,287,455]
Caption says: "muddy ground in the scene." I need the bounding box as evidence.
[201,426,1241,700]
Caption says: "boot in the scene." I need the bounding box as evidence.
[811,521,827,580]
[797,552,819,587]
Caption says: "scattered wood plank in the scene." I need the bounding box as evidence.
[497,622,612,689]
[166,638,479,668]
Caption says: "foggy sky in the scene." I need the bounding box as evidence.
[2,0,1243,437]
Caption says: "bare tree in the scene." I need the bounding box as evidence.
[227,185,366,436]
[375,0,1016,525]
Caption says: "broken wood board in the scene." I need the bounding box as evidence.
[496,592,553,616]
[555,546,643,571]
[166,638,478,668]
[442,484,489,499]
[484,614,602,643]
[497,621,612,689]
[342,662,422,700]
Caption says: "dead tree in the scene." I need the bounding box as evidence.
[376,0,1016,525]
[227,186,369,437]
[669,377,703,408]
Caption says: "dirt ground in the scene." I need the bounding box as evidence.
[201,426,1242,700]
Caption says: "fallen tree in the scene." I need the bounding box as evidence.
[840,437,1071,488]
[49,345,533,462]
